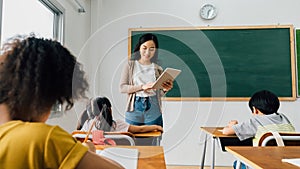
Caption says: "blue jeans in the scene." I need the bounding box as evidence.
[233,160,247,169]
[125,95,163,127]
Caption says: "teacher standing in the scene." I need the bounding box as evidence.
[119,33,173,127]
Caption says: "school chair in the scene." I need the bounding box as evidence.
[71,130,136,146]
[258,132,300,146]
[235,132,300,169]
[104,131,136,146]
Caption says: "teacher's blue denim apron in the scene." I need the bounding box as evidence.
[125,95,163,127]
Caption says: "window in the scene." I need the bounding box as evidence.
[0,0,65,116]
[0,0,64,45]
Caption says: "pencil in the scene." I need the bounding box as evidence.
[83,118,96,143]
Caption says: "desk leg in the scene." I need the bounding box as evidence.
[156,136,161,146]
[211,137,215,169]
[200,134,207,169]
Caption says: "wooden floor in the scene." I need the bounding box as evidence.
[166,166,232,169]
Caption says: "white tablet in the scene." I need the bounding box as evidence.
[151,67,181,89]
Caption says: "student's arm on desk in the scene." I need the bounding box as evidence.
[128,125,163,133]
[222,120,238,135]
[77,151,125,169]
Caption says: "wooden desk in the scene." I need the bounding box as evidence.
[133,131,162,146]
[200,127,252,169]
[133,131,161,137]
[225,146,300,169]
[72,130,162,146]
[96,145,166,169]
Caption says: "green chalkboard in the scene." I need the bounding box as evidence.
[129,25,296,101]
[296,29,300,96]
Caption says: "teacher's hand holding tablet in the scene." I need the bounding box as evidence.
[161,80,173,92]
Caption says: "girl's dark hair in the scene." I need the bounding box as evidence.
[248,90,280,115]
[0,35,89,121]
[131,33,159,63]
[86,97,115,131]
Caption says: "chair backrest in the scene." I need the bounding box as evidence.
[258,132,300,146]
[71,130,136,146]
[104,132,136,146]
[72,130,92,142]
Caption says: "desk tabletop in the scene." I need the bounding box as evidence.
[200,127,237,138]
[133,131,162,137]
[96,145,166,169]
[225,146,300,169]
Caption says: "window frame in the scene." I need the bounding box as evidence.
[38,0,65,43]
[0,0,65,43]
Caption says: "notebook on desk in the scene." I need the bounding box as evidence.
[96,147,138,169]
[282,158,300,167]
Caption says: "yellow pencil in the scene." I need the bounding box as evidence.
[83,118,96,143]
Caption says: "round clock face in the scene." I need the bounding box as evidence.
[200,4,217,20]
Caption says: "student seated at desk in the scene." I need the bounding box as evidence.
[80,96,163,133]
[222,90,295,145]
[222,90,295,169]
[0,36,123,169]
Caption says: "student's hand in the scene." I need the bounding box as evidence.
[161,80,173,92]
[82,140,96,153]
[228,120,238,127]
[156,125,163,133]
[222,120,238,135]
[222,126,235,135]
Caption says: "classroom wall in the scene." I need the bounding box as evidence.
[46,0,91,134]
[49,0,300,167]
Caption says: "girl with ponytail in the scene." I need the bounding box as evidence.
[80,96,163,133]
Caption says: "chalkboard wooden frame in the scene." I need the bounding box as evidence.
[128,25,296,101]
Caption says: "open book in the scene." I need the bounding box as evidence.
[96,147,138,169]
[282,158,300,167]
[151,67,181,89]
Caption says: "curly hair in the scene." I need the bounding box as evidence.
[0,35,89,121]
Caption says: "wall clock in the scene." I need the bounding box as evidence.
[200,4,217,20]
